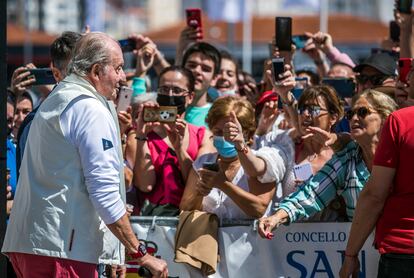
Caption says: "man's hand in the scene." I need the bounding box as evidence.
[176,26,202,64]
[138,254,168,278]
[11,64,36,95]
[339,256,360,278]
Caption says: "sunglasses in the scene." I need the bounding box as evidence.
[346,107,373,120]
[356,74,388,86]
[157,86,188,96]
[298,105,328,117]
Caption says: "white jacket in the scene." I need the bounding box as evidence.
[2,74,126,265]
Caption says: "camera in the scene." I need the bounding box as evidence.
[143,106,178,123]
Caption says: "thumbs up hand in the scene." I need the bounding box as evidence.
[223,111,245,145]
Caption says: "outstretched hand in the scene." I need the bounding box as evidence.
[301,126,337,147]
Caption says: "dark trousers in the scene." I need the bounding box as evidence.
[377,253,414,278]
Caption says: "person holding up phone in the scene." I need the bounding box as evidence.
[301,31,355,79]
[175,9,204,65]
[133,66,214,216]
[16,31,83,179]
[393,0,413,58]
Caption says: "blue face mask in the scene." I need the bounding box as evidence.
[213,136,238,158]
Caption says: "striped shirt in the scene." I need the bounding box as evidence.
[279,141,369,222]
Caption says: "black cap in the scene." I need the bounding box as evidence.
[353,53,397,76]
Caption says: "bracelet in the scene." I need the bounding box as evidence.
[136,135,148,141]
[236,143,249,154]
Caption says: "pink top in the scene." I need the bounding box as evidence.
[142,123,205,208]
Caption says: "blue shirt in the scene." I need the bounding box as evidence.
[7,138,17,196]
[184,103,212,128]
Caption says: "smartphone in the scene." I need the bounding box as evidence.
[272,57,285,83]
[390,21,400,42]
[293,162,313,181]
[186,8,203,39]
[202,162,219,172]
[371,48,399,59]
[26,68,56,85]
[322,77,356,99]
[143,106,178,123]
[275,17,292,51]
[292,35,308,50]
[118,38,136,52]
[116,87,133,113]
[398,58,413,84]
[398,0,413,14]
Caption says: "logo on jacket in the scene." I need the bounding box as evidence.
[102,138,113,151]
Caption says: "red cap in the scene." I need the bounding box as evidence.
[256,90,278,108]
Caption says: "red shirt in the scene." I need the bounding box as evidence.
[373,106,414,254]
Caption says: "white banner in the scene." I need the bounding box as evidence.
[127,221,379,278]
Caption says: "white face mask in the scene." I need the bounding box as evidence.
[208,87,237,101]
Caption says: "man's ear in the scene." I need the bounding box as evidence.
[50,62,63,82]
[90,64,101,82]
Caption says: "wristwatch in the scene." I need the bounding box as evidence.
[129,242,147,259]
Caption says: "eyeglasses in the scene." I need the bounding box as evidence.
[298,105,328,117]
[356,74,388,86]
[157,86,188,96]
[346,107,374,120]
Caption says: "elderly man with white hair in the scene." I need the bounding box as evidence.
[2,32,168,278]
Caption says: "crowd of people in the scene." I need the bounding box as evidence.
[3,3,414,278]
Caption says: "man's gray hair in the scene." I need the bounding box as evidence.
[67,32,114,77]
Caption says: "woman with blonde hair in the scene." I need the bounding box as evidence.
[180,96,282,219]
[258,89,398,237]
